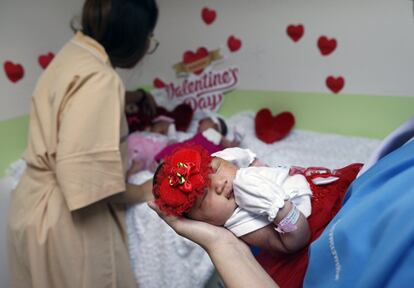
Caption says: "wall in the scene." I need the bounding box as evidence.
[0,0,84,121]
[123,0,414,96]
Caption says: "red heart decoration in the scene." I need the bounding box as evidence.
[326,76,345,94]
[317,36,337,56]
[255,109,295,144]
[201,7,216,25]
[38,52,55,69]
[156,103,194,132]
[153,77,166,89]
[3,61,25,83]
[183,47,209,75]
[286,24,304,42]
[227,35,242,53]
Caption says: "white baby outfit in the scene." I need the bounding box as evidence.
[211,148,312,237]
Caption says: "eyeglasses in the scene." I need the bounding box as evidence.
[147,36,159,55]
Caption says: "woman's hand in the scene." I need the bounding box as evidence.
[147,200,238,252]
[148,201,278,288]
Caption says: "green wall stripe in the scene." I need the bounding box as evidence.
[220,90,414,139]
[0,115,29,177]
[1,90,413,177]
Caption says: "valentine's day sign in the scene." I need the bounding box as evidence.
[173,47,223,77]
[153,66,239,115]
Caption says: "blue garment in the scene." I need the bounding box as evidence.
[304,139,414,287]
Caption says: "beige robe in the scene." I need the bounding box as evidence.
[8,32,137,288]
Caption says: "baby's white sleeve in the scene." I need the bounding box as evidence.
[233,167,288,221]
[233,167,313,220]
[224,207,270,237]
[211,147,256,168]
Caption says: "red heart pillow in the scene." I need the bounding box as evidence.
[255,109,295,143]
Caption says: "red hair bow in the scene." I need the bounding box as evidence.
[153,145,212,216]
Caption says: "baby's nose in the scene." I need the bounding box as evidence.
[214,179,228,194]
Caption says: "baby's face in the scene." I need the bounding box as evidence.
[197,118,219,134]
[187,157,238,226]
[151,121,170,134]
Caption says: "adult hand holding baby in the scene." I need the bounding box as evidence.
[147,200,237,251]
[147,200,278,288]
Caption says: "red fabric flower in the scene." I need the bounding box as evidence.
[153,145,212,216]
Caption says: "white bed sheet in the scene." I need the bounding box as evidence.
[227,112,381,169]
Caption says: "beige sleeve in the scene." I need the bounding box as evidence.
[56,70,126,211]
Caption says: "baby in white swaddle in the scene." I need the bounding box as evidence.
[152,145,314,254]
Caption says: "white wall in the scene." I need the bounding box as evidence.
[0,0,84,121]
[121,0,414,98]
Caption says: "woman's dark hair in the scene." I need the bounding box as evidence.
[217,117,228,136]
[79,0,158,68]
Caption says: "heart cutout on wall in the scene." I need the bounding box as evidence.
[318,36,337,56]
[286,24,304,42]
[227,35,242,52]
[153,77,166,89]
[183,47,209,75]
[3,61,25,83]
[201,7,216,25]
[38,52,55,69]
[255,109,295,144]
[326,76,345,93]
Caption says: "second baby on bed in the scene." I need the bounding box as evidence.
[127,111,241,184]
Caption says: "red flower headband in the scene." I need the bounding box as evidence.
[153,145,212,216]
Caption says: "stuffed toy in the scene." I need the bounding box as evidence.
[156,103,194,132]
[255,108,295,144]
[125,97,193,133]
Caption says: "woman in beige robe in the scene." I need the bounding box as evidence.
[8,0,159,287]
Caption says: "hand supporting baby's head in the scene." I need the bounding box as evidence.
[152,145,238,226]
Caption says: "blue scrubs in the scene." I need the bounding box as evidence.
[304,138,414,287]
